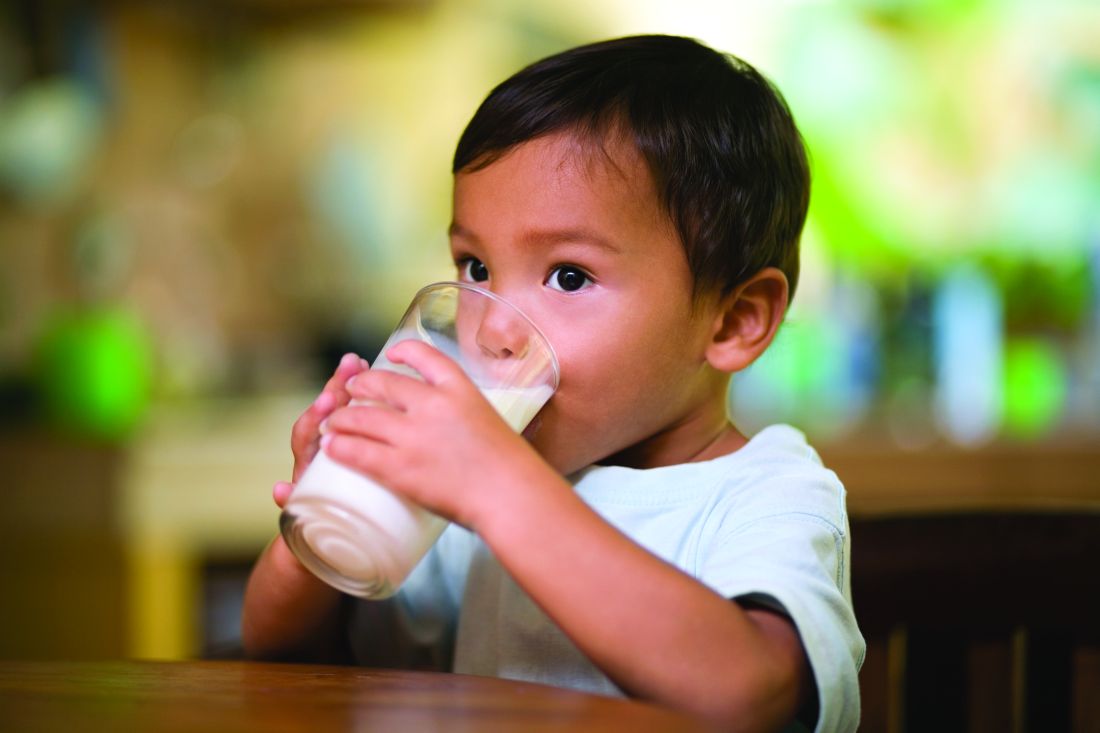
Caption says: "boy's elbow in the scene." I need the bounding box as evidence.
[682,661,808,733]
[240,613,285,662]
[239,600,339,664]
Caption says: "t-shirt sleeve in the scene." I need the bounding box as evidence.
[699,477,864,733]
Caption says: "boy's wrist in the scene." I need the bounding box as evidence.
[472,456,578,548]
[266,534,340,593]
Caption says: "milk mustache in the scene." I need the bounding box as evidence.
[282,330,555,599]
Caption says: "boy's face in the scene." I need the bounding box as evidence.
[450,131,729,475]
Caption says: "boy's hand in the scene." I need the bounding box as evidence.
[321,340,547,530]
[274,352,370,509]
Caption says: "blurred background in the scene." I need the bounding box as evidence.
[1,0,1097,730]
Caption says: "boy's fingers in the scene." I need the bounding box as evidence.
[325,402,404,444]
[345,369,430,412]
[291,354,369,455]
[331,352,368,383]
[273,480,294,509]
[384,340,466,388]
[323,433,393,484]
[317,353,369,404]
[290,390,333,453]
[322,353,369,403]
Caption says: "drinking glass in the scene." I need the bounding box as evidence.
[280,282,559,598]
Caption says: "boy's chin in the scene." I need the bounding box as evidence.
[522,426,601,478]
[521,419,572,472]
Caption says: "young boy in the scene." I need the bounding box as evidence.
[243,35,864,732]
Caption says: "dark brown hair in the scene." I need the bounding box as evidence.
[453,34,810,301]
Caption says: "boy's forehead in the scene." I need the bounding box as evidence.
[455,129,658,207]
[450,128,684,273]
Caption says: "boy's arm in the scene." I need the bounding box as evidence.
[324,342,811,731]
[477,467,811,732]
[241,353,368,663]
[241,535,349,662]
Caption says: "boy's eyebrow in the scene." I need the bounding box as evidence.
[448,222,621,254]
[448,221,474,243]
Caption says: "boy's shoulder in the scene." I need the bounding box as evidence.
[571,424,845,524]
[715,424,848,532]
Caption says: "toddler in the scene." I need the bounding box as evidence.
[243,34,864,733]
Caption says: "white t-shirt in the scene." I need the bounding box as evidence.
[350,424,865,732]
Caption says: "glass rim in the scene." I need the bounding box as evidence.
[410,280,561,391]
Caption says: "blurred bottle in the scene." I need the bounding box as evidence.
[932,262,1004,447]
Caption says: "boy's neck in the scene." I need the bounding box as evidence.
[600,408,748,470]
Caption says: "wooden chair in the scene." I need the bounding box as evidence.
[851,512,1100,733]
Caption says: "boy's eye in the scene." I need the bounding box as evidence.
[460,258,489,283]
[547,266,591,293]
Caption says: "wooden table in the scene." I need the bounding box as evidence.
[0,659,718,732]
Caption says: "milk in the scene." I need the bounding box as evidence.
[282,381,554,598]
[478,384,555,431]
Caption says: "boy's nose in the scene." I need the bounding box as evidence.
[476,300,531,361]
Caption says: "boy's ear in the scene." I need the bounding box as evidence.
[705,267,789,373]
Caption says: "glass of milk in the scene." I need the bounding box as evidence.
[279,282,559,599]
